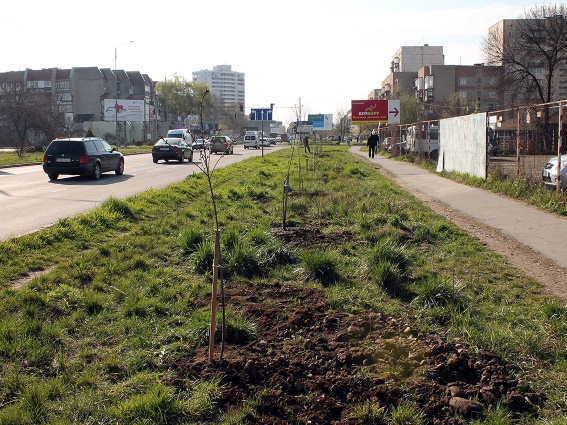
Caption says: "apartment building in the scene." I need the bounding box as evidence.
[192,65,245,107]
[374,45,445,100]
[0,67,155,122]
[415,64,504,114]
[488,19,567,103]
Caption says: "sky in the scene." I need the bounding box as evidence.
[0,1,550,126]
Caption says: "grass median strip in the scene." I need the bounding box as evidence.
[0,146,566,423]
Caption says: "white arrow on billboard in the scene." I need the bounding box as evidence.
[388,100,400,124]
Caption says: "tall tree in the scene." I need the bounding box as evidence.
[156,75,212,116]
[482,4,567,149]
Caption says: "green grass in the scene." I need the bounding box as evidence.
[0,146,566,422]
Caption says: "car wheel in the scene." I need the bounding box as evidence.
[48,173,59,180]
[153,157,158,163]
[179,156,184,163]
[91,162,101,180]
[189,152,193,162]
[115,158,124,175]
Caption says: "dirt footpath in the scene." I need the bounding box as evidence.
[351,148,567,302]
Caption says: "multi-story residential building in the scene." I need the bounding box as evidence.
[0,67,161,144]
[487,19,567,105]
[374,45,445,101]
[415,64,504,117]
[192,65,245,108]
[390,45,444,73]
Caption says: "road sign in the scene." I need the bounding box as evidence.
[250,108,273,121]
[297,120,313,132]
[351,100,400,124]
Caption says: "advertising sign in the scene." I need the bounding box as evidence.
[351,100,400,124]
[104,99,145,122]
[308,114,333,131]
[297,121,313,132]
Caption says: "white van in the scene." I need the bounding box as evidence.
[243,131,260,149]
[167,129,192,142]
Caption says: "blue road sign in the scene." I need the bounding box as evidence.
[250,108,273,121]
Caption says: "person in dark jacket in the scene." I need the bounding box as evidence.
[303,135,311,153]
[367,130,379,158]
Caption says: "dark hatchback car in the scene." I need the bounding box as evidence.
[42,137,124,181]
[209,136,234,155]
[151,137,193,163]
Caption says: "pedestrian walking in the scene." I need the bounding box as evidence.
[303,135,311,153]
[367,130,379,158]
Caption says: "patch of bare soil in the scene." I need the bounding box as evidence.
[169,279,545,423]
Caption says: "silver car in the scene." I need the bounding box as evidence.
[542,154,567,190]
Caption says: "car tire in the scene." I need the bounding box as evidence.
[48,173,59,180]
[179,156,184,163]
[153,157,158,163]
[115,158,124,175]
[91,162,101,180]
[189,152,193,162]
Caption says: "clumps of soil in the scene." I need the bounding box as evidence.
[168,281,545,424]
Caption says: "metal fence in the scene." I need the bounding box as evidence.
[379,100,566,183]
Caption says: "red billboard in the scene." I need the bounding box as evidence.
[351,100,400,124]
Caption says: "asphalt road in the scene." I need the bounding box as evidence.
[0,145,281,241]
[351,147,567,271]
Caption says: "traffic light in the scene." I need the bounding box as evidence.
[239,103,243,111]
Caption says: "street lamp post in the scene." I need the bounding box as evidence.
[114,40,135,147]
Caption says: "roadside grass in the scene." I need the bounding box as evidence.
[0,146,566,422]
[0,145,152,166]
[378,148,567,216]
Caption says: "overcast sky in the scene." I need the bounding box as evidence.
[0,1,547,126]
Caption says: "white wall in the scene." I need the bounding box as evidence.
[438,113,487,179]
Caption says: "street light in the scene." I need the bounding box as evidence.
[114,40,135,146]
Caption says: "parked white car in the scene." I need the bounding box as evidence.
[542,154,567,190]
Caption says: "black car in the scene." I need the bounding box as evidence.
[42,137,124,181]
[151,137,193,163]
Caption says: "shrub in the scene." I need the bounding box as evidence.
[300,249,341,286]
[179,228,205,254]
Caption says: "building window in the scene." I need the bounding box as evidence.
[489,91,497,99]
[459,91,468,97]
[459,78,468,86]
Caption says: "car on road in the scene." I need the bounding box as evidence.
[192,138,209,151]
[275,136,282,143]
[244,132,260,149]
[42,137,124,181]
[209,136,234,155]
[152,137,193,163]
[260,138,271,147]
[542,154,567,190]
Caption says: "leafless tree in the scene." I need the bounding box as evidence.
[0,85,65,155]
[482,4,567,149]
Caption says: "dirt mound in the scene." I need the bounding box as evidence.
[168,281,545,423]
